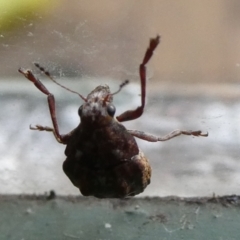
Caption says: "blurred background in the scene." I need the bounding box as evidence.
[1,0,240,197]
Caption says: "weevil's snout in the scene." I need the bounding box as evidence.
[78,85,116,126]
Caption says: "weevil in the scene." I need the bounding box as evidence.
[19,35,208,198]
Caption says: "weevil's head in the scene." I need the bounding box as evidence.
[78,85,116,127]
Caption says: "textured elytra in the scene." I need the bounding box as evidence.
[63,119,151,198]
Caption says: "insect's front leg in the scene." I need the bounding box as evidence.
[117,35,160,122]
[128,129,208,142]
[18,68,70,144]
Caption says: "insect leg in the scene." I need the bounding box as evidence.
[128,129,208,142]
[117,35,160,122]
[18,68,70,144]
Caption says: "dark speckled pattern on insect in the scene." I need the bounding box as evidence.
[18,35,207,198]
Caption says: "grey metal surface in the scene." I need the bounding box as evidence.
[1,194,240,240]
[0,78,240,197]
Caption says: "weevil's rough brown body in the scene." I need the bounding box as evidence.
[63,85,151,198]
[63,123,151,198]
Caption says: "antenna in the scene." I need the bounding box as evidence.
[111,79,129,96]
[34,63,87,101]
[103,79,129,103]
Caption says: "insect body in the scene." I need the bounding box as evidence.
[19,36,207,198]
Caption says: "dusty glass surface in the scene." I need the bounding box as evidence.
[0,0,240,197]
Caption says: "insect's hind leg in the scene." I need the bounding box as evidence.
[18,68,70,144]
[128,129,208,142]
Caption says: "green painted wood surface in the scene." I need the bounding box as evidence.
[0,194,239,240]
